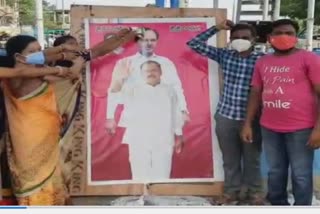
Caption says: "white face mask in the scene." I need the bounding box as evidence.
[230,39,252,52]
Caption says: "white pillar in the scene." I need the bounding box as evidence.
[235,0,242,22]
[273,0,281,20]
[306,0,315,51]
[35,0,45,48]
[62,0,65,27]
[213,0,218,8]
[263,0,269,21]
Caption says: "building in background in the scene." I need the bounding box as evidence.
[238,0,272,21]
[0,0,19,35]
[0,0,19,47]
[46,8,70,30]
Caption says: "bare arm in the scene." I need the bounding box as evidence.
[244,87,262,126]
[90,28,138,60]
[241,87,262,143]
[43,75,66,82]
[44,52,78,64]
[41,44,80,64]
[313,85,320,130]
[43,44,80,56]
[43,57,85,83]
[0,66,67,78]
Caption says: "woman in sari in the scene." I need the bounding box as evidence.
[0,44,80,204]
[2,35,84,205]
[0,42,83,205]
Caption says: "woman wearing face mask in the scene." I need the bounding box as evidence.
[0,42,81,66]
[242,19,320,205]
[1,35,84,206]
[187,20,266,205]
[0,39,85,205]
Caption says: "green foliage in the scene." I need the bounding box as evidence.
[281,0,320,25]
[5,0,61,29]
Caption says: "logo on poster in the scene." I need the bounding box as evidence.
[170,25,202,32]
[96,26,126,32]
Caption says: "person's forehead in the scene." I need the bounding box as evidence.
[143,30,157,38]
[143,63,160,69]
[231,29,252,37]
[273,24,295,32]
[26,41,41,49]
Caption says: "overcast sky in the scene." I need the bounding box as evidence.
[47,0,235,19]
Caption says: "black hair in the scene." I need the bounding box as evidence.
[272,19,300,33]
[231,23,257,38]
[143,28,160,39]
[140,60,162,70]
[5,35,37,68]
[53,35,76,47]
[53,35,77,67]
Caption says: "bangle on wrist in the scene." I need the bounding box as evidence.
[61,53,66,60]
[56,66,64,76]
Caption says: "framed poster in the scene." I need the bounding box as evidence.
[85,17,223,185]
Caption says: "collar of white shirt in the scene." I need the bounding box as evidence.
[141,82,165,89]
[134,52,159,59]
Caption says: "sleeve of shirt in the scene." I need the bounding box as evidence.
[109,59,130,92]
[166,60,188,112]
[186,26,226,64]
[305,52,320,85]
[251,59,263,89]
[172,89,183,136]
[106,91,119,119]
[106,60,124,119]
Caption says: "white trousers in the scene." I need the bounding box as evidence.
[129,143,173,182]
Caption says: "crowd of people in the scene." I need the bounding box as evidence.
[0,17,319,206]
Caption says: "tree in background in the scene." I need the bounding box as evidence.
[281,0,320,33]
[5,0,61,30]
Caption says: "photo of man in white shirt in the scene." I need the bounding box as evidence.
[106,27,189,133]
[118,60,184,181]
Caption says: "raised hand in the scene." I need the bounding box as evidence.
[217,19,234,31]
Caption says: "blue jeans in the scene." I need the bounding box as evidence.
[262,127,314,205]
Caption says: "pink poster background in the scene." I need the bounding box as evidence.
[88,21,214,182]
